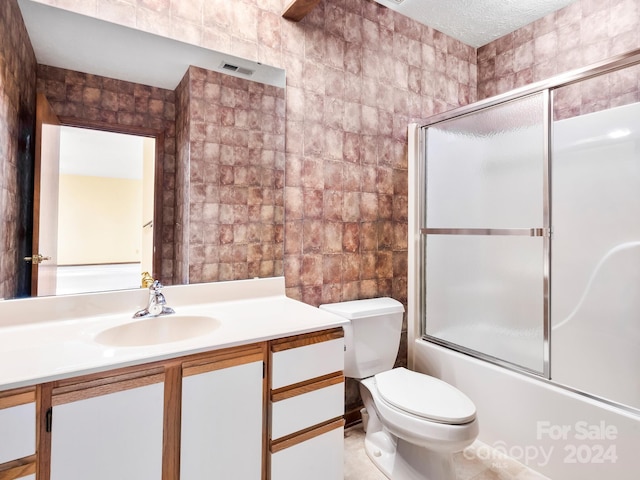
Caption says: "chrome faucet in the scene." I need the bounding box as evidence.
[133,280,175,318]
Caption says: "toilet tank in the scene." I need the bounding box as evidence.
[319,298,404,379]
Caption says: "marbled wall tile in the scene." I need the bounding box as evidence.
[0,0,37,299]
[479,0,640,100]
[177,66,284,284]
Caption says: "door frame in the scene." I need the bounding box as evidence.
[43,116,165,289]
[32,93,61,297]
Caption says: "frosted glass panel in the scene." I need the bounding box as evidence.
[425,235,545,373]
[552,94,640,409]
[426,93,545,228]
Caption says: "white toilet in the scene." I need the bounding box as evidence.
[320,297,478,480]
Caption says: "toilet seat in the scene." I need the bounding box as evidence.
[374,368,476,425]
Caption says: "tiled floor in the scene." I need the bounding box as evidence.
[344,425,551,480]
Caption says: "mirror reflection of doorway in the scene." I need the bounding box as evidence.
[51,126,155,295]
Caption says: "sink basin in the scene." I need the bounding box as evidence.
[94,315,220,347]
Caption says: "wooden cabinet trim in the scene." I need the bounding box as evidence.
[162,362,181,480]
[0,455,36,480]
[52,371,164,406]
[36,383,52,480]
[270,328,343,352]
[181,343,262,369]
[271,372,343,402]
[257,344,269,480]
[0,388,36,410]
[183,352,264,377]
[53,363,164,392]
[270,417,344,454]
[263,344,272,480]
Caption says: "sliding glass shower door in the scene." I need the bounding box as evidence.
[422,92,550,374]
[551,65,640,408]
[418,52,640,410]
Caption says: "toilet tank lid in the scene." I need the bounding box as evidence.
[319,297,404,319]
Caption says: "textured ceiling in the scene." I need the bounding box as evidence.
[374,0,579,47]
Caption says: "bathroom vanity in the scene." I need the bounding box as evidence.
[0,278,347,480]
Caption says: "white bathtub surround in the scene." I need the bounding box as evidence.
[0,277,348,391]
[550,102,640,410]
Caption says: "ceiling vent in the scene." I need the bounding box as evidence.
[220,62,254,76]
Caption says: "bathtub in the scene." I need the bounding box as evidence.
[410,339,640,479]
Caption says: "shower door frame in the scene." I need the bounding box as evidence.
[416,47,640,382]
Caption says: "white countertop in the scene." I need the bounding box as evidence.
[0,277,348,391]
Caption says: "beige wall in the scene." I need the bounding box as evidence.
[57,175,143,265]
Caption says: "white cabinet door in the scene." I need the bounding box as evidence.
[0,402,36,464]
[50,382,164,480]
[181,360,263,480]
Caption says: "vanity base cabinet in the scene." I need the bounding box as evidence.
[48,368,165,480]
[6,326,345,480]
[180,345,266,480]
[0,387,37,480]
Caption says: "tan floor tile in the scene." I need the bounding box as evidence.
[344,425,387,480]
[344,424,550,480]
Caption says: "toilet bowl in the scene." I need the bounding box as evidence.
[319,298,479,480]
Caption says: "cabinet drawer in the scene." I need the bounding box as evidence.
[271,379,344,440]
[271,422,344,480]
[271,337,343,389]
[0,390,36,465]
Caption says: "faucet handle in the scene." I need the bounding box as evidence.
[150,280,163,291]
[141,271,154,288]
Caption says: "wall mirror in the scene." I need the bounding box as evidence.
[2,0,286,299]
